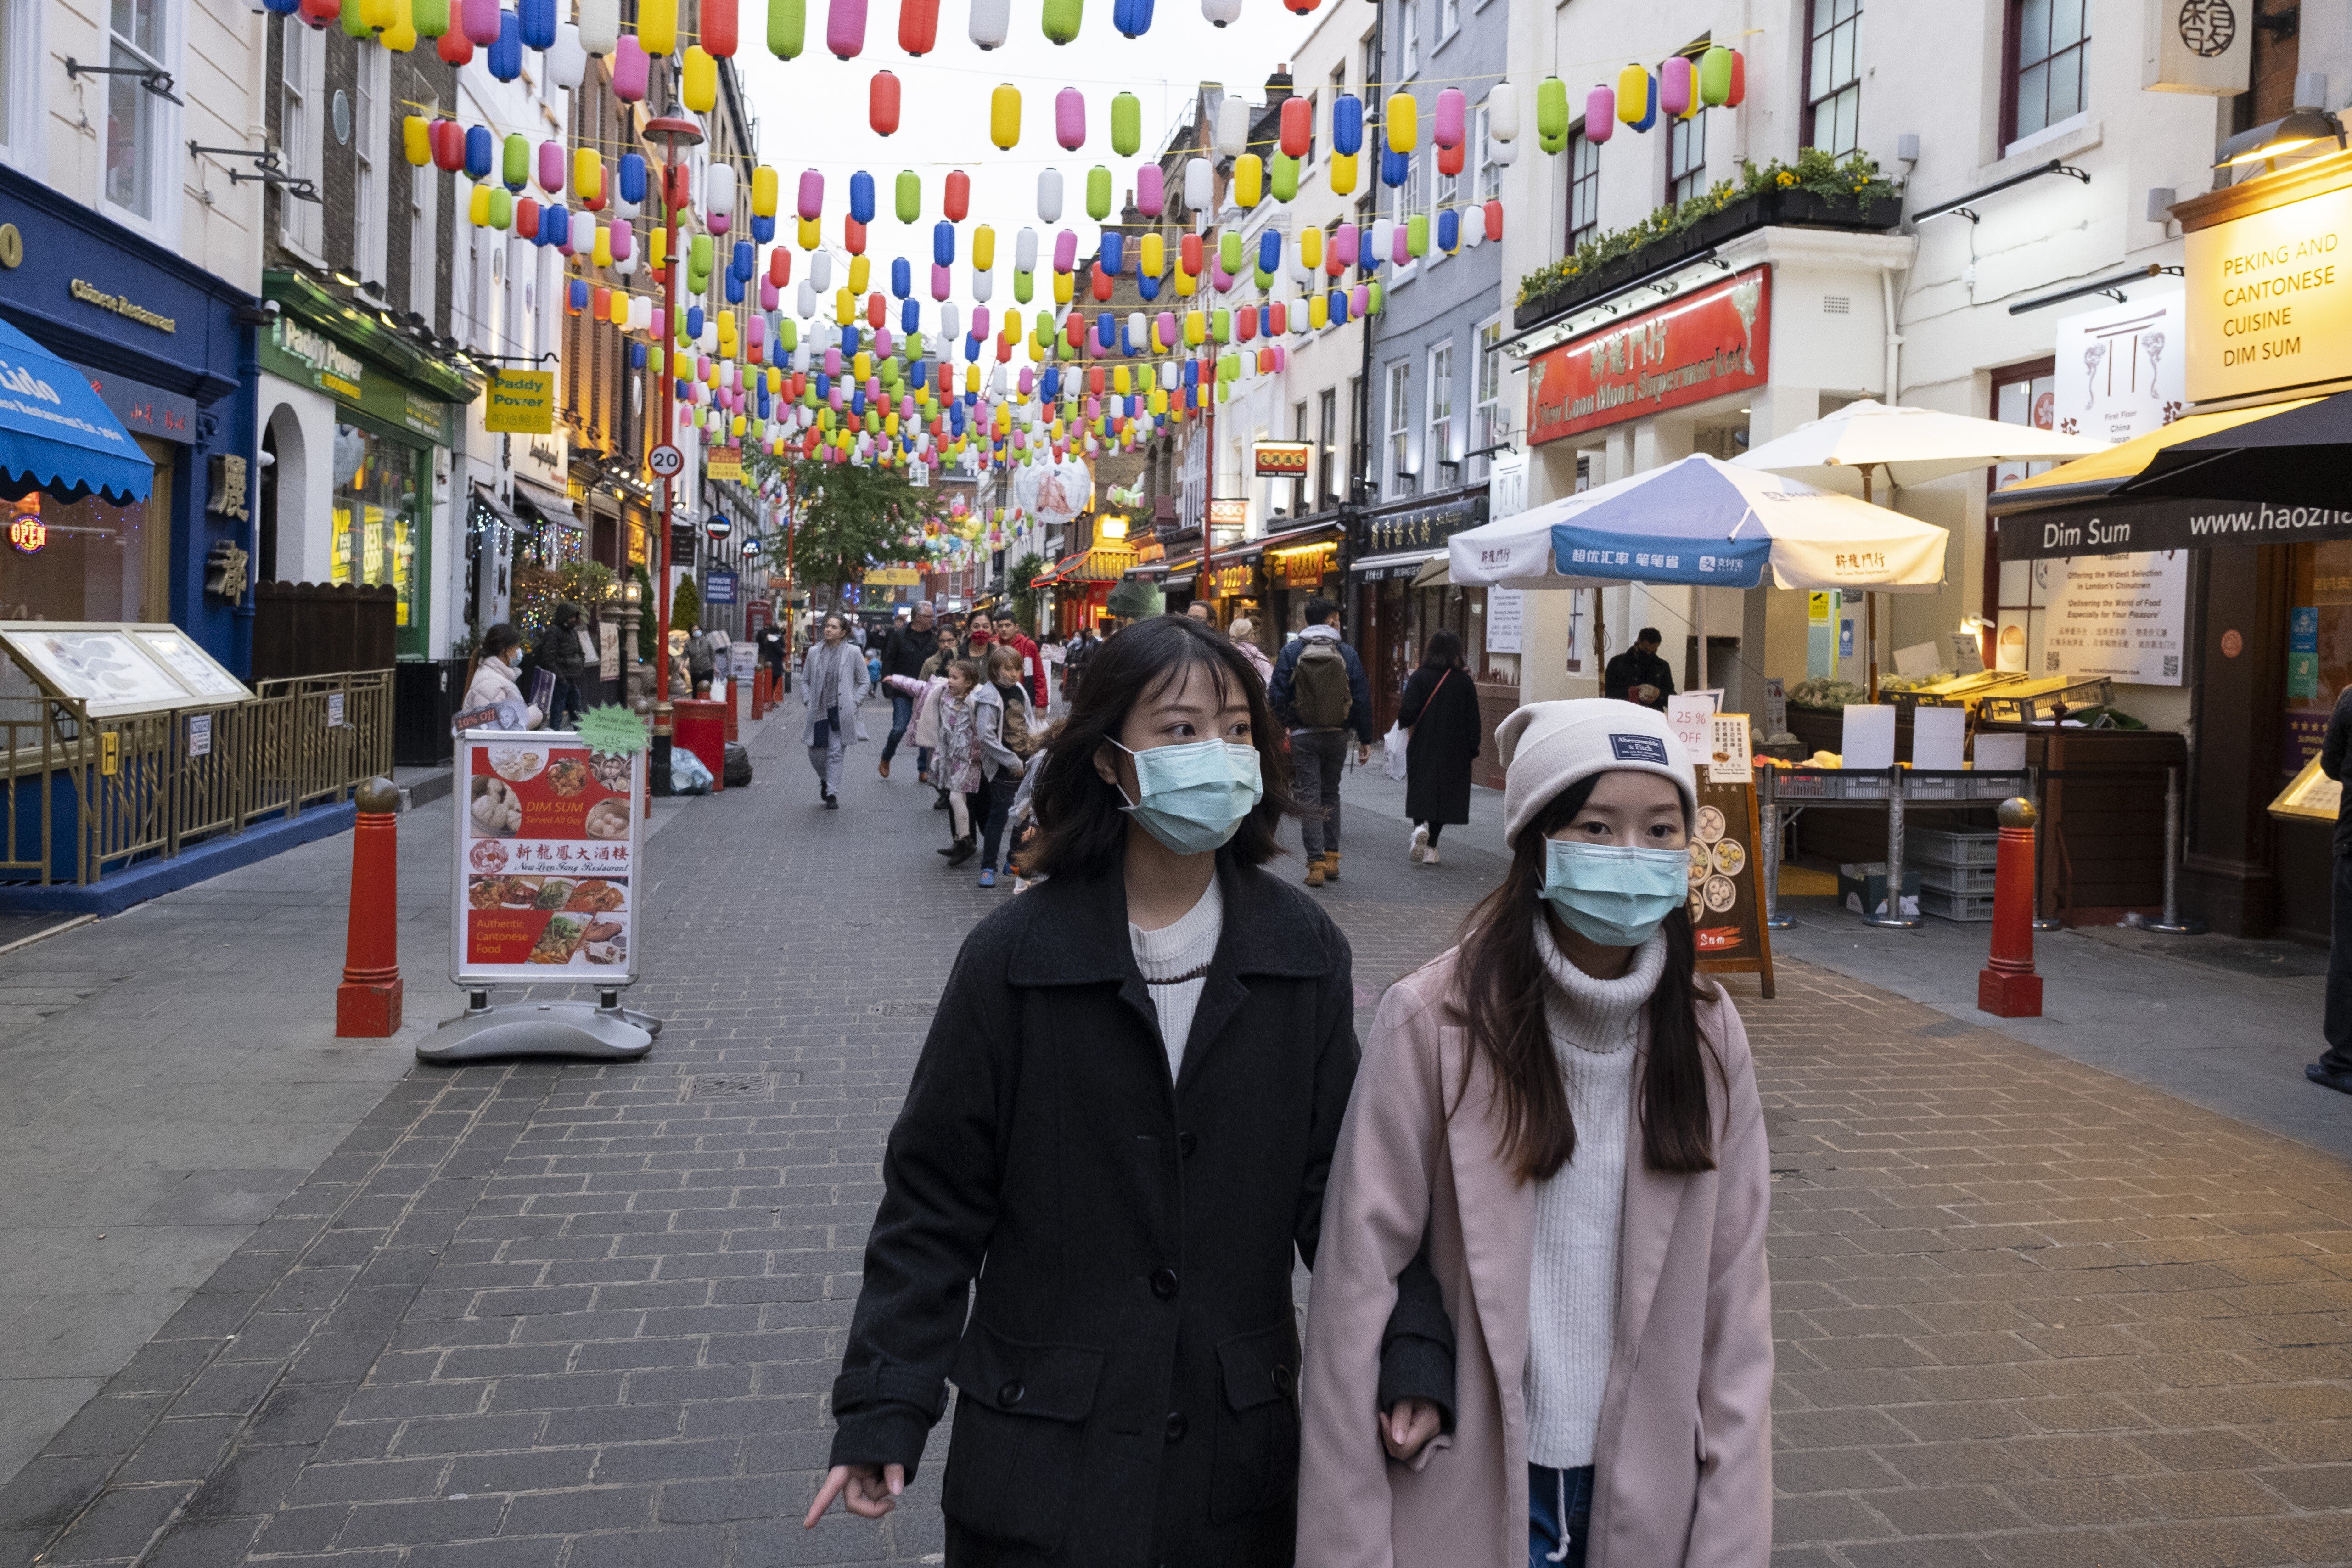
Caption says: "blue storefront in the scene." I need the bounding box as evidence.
[0,164,260,673]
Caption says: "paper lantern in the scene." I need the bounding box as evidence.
[797,168,824,220]
[639,0,677,52]
[1270,153,1297,202]
[945,169,971,221]
[1437,139,1464,176]
[1055,88,1085,150]
[1135,163,1163,216]
[402,116,432,166]
[1575,85,1612,148]
[1329,151,1357,194]
[517,0,555,47]
[1436,208,1458,253]
[1257,230,1282,275]
[870,70,900,134]
[826,0,864,56]
[849,169,875,223]
[1085,165,1111,222]
[1015,227,1039,271]
[1214,94,1248,158]
[1368,218,1392,264]
[577,0,618,48]
[617,151,647,207]
[437,21,471,61]
[682,45,717,111]
[412,0,449,35]
[1386,92,1417,152]
[1231,153,1262,208]
[1434,86,1465,148]
[1201,0,1238,24]
[990,84,1021,149]
[463,123,493,178]
[1112,0,1151,37]
[1617,64,1656,129]
[1217,230,1242,275]
[1700,45,1745,107]
[1381,147,1409,187]
[460,0,498,43]
[1660,53,1693,118]
[1184,157,1211,214]
[767,0,804,56]
[486,187,512,230]
[486,8,522,77]
[698,0,739,53]
[612,34,649,98]
[896,169,921,222]
[574,148,604,204]
[969,0,1008,47]
[1042,0,1079,42]
[1054,228,1078,271]
[547,23,587,86]
[933,220,956,267]
[1484,198,1503,242]
[1275,94,1313,160]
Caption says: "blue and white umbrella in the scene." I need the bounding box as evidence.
[1448,454,1949,592]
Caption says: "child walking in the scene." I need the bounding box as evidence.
[933,659,984,868]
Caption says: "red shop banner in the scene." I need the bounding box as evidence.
[1527,265,1772,445]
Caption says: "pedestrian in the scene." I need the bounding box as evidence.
[932,658,984,865]
[1226,615,1275,686]
[527,602,589,726]
[1398,629,1482,867]
[461,623,543,729]
[993,609,1050,711]
[683,623,719,697]
[968,643,1037,889]
[962,616,995,663]
[1296,698,1773,1568]
[1186,601,1212,622]
[2310,680,2352,1094]
[919,621,961,681]
[878,601,939,780]
[1267,597,1375,888]
[1603,626,1678,711]
[805,613,1454,1564]
[800,611,870,810]
[756,618,791,691]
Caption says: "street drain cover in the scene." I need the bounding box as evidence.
[690,1074,775,1098]
[872,1000,937,1017]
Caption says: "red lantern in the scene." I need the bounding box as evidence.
[1484,199,1503,242]
[769,247,791,286]
[1087,366,1105,395]
[299,0,341,23]
[1280,96,1311,159]
[516,197,541,239]
[844,216,867,254]
[436,23,472,62]
[1284,0,1318,13]
[1064,312,1083,348]
[1089,263,1110,301]
[1179,233,1202,275]
[870,71,901,136]
[431,119,466,172]
[702,0,740,55]
[1437,139,1465,176]
[1268,301,1286,333]
[593,285,612,319]
[943,169,970,222]
[898,0,938,54]
[1235,308,1256,342]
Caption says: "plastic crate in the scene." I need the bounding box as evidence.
[1917,860,1998,895]
[1911,829,1999,868]
[1960,769,2032,800]
[1920,886,1996,922]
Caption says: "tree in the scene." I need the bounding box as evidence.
[752,456,941,598]
[671,574,702,635]
[1008,551,1049,630]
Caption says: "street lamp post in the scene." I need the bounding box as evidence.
[643,113,705,794]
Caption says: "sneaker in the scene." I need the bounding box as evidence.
[1322,852,1340,882]
[1410,824,1430,864]
[824,792,840,810]
[1305,857,1325,888]
[1423,847,1440,866]
[978,868,997,888]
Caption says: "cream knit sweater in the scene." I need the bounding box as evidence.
[1524,922,1667,1471]
[1131,876,1224,1081]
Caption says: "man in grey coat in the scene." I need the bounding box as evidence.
[801,612,870,809]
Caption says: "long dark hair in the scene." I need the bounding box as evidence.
[1422,629,1463,670]
[1024,613,1299,881]
[1447,776,1718,1180]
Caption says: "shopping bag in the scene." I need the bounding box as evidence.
[1381,723,1408,781]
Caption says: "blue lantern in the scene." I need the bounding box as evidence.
[1113,0,1153,36]
[850,170,876,225]
[933,220,955,268]
[519,0,557,50]
[1381,148,1409,187]
[464,124,494,180]
[487,8,522,82]
[1101,231,1123,276]
[617,152,648,207]
[892,257,912,298]
[1332,94,1363,157]
[1257,230,1280,273]
[1437,207,1459,252]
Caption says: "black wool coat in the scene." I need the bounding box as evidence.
[829,854,1453,1568]
[1398,664,1482,827]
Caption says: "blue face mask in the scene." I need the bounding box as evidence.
[1114,739,1265,856]
[1541,838,1689,948]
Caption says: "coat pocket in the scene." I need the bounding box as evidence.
[1209,1322,1301,1525]
[941,1323,1105,1554]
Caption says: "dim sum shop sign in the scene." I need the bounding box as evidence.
[1526,266,1771,444]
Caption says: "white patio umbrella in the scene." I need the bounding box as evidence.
[1732,400,2100,691]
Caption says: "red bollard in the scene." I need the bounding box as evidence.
[1977,797,2043,1018]
[751,666,769,719]
[336,777,404,1037]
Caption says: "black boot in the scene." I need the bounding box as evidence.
[945,835,977,867]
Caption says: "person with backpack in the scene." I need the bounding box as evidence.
[1268,597,1375,888]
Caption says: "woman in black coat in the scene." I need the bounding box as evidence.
[1398,629,1482,867]
[806,615,1454,1567]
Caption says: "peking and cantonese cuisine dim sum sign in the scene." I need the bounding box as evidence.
[452,730,644,986]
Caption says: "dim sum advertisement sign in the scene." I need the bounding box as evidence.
[453,731,643,986]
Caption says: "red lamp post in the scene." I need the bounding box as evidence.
[642,114,705,787]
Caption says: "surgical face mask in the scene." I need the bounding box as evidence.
[1112,738,1264,856]
[1541,838,1688,948]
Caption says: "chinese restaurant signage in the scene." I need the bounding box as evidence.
[1254,440,1312,476]
[1527,266,1771,444]
[1998,494,2352,558]
[1358,497,1485,556]
[454,731,642,984]
[2183,180,2352,402]
[1273,541,1337,588]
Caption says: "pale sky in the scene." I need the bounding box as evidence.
[731,0,1317,349]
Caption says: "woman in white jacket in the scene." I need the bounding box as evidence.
[461,624,542,730]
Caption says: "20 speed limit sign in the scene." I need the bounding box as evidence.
[648,444,685,478]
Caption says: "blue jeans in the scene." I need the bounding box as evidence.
[1529,1463,1594,1568]
[881,693,914,761]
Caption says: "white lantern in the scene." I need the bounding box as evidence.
[1184,156,1212,214]
[577,0,619,54]
[797,279,818,318]
[1014,226,1039,272]
[970,0,1011,50]
[972,265,994,302]
[706,164,735,218]
[1213,94,1247,157]
[613,248,638,278]
[548,24,588,88]
[1371,218,1395,261]
[1487,81,1519,142]
[810,249,833,291]
[1126,311,1145,343]
[941,300,961,340]
[1037,168,1064,225]
[1494,135,1519,166]
[1463,205,1485,246]
[1201,0,1241,25]
[1160,359,1178,390]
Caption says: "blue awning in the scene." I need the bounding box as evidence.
[0,315,152,504]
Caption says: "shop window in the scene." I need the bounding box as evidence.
[1385,360,1413,498]
[1804,0,1862,157]
[0,437,173,624]
[1472,318,1503,481]
[279,20,324,259]
[1566,125,1600,253]
[2286,544,2352,774]
[1318,388,1338,512]
[1666,96,1708,206]
[1426,340,1455,483]
[353,45,388,288]
[105,0,169,220]
[1986,357,2056,670]
[330,424,425,637]
[2004,0,2088,147]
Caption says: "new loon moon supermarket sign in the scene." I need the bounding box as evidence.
[1527,266,1772,445]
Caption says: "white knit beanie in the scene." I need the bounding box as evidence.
[1495,699,1698,847]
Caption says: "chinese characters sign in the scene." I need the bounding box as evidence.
[455,733,643,983]
[1527,267,1771,444]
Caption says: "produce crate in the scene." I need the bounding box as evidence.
[1918,860,1998,895]
[1773,767,1894,801]
[1959,769,2033,800]
[1920,886,1996,922]
[1911,828,1999,868]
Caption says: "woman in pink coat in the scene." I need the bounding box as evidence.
[1297,699,1773,1568]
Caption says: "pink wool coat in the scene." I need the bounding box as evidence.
[1296,949,1774,1568]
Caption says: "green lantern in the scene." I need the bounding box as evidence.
[1537,77,1569,155]
[411,0,449,35]
[1014,269,1034,303]
[1218,229,1242,274]
[896,169,921,224]
[1086,164,1112,221]
[1407,213,1428,257]
[769,0,806,58]
[778,318,798,352]
[486,186,513,230]
[1270,153,1298,203]
[1111,92,1142,157]
[1041,0,1082,45]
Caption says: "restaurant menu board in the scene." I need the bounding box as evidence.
[0,622,254,714]
[132,628,252,703]
[452,730,642,985]
[1690,769,1774,1000]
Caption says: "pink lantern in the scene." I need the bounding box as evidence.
[538,140,565,194]
[1390,225,1409,265]
[971,304,990,340]
[1585,86,1615,142]
[1136,163,1163,217]
[1054,87,1085,151]
[760,279,779,309]
[826,0,866,57]
[1332,223,1358,267]
[797,168,824,220]
[612,35,649,101]
[610,225,633,261]
[1433,87,1465,148]
[1658,54,1692,118]
[1156,310,1176,344]
[825,346,843,375]
[462,0,501,45]
[931,263,951,300]
[1053,229,1077,271]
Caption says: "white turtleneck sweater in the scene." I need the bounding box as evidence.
[1130,876,1224,1081]
[1525,923,1667,1471]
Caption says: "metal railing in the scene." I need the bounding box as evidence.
[0,669,394,886]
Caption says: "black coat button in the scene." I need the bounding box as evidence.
[1164,1411,1188,1442]
[1150,1267,1179,1299]
[1179,1131,1197,1157]
[1271,1363,1295,1396]
[998,1380,1024,1408]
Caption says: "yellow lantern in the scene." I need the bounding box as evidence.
[649,229,668,269]
[1308,293,1328,328]
[973,225,996,270]
[402,116,432,166]
[1299,225,1322,270]
[1329,151,1358,195]
[382,0,418,51]
[1141,231,1164,277]
[1233,154,1262,208]
[990,84,1022,151]
[799,216,821,249]
[836,287,855,323]
[573,148,603,204]
[848,254,870,293]
[640,0,679,56]
[468,184,491,225]
[1052,270,1074,304]
[592,225,613,266]
[683,45,718,112]
[853,350,872,380]
[752,165,779,218]
[1173,266,1196,298]
[1386,92,1417,151]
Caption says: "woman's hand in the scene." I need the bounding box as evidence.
[803,1463,904,1528]
[1381,1398,1443,1462]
